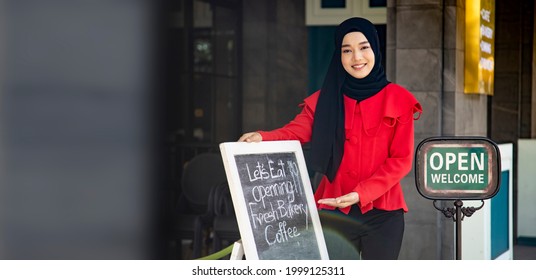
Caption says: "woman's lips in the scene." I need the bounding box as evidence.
[352,63,366,70]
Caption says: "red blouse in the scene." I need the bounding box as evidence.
[259,83,422,214]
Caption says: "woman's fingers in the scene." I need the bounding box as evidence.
[318,192,359,208]
[238,132,262,142]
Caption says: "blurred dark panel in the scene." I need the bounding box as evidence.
[0,0,165,259]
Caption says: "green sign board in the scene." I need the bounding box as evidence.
[415,137,500,200]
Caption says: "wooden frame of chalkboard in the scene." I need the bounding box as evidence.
[219,140,329,260]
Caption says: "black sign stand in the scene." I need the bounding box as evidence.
[433,199,485,260]
[415,137,501,260]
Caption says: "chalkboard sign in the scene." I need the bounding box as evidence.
[219,140,329,260]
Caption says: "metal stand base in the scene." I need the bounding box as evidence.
[433,199,484,260]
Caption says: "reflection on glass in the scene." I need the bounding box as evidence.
[193,0,212,28]
[193,38,212,73]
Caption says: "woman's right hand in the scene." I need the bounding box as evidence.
[238,132,262,142]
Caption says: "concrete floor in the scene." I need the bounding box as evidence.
[179,241,536,260]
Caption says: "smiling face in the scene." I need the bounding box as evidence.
[340,31,375,79]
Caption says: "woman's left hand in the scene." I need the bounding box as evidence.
[317,192,360,208]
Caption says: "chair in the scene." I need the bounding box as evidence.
[174,152,227,259]
[211,182,241,254]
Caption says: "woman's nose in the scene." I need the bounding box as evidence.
[353,51,361,60]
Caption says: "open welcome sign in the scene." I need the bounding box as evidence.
[415,137,501,200]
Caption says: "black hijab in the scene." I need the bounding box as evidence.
[309,17,389,182]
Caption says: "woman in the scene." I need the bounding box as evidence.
[238,17,422,260]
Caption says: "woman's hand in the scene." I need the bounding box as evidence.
[238,132,262,142]
[318,192,360,208]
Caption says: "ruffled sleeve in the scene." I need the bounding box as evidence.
[360,83,421,135]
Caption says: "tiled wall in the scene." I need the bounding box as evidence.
[242,0,308,133]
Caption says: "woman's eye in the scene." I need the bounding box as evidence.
[342,49,351,53]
